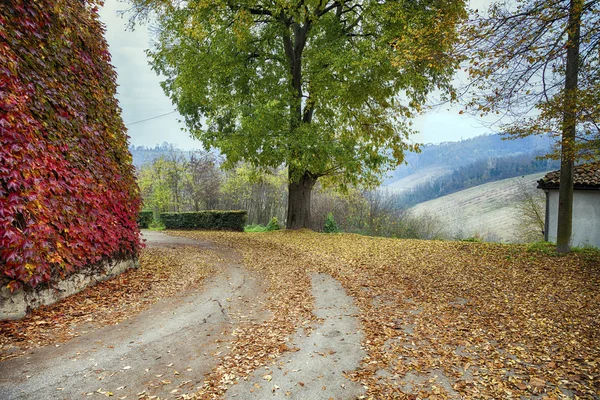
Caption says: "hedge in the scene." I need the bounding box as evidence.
[160,211,247,231]
[137,210,154,229]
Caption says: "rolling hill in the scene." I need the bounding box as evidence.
[409,172,547,242]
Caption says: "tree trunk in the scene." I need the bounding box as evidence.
[286,171,316,229]
[556,0,582,253]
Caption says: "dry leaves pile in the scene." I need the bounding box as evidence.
[0,245,215,362]
[173,230,599,400]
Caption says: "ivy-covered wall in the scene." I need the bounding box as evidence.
[0,0,142,292]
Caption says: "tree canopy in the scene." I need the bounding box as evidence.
[462,0,599,160]
[128,0,466,227]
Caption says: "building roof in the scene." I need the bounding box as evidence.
[537,161,600,189]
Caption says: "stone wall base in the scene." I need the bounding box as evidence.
[0,257,139,321]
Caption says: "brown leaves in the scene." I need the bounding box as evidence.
[3,230,598,399]
[0,245,214,361]
[172,230,600,399]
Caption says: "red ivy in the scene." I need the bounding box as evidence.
[0,0,142,292]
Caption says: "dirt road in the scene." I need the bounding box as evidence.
[0,232,366,399]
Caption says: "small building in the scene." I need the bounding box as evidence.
[537,162,600,248]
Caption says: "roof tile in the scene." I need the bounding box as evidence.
[538,161,600,189]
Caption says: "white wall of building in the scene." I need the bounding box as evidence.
[546,190,600,248]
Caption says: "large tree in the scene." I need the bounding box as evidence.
[128,0,466,228]
[462,0,599,251]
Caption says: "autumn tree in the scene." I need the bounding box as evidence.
[127,0,466,229]
[221,164,288,225]
[462,0,599,251]
[138,156,179,213]
[184,151,222,211]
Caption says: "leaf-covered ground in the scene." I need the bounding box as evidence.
[0,245,215,362]
[1,230,598,399]
[168,230,600,399]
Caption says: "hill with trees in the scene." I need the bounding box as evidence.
[385,134,555,184]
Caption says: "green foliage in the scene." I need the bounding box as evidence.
[244,224,269,233]
[160,211,247,231]
[244,217,281,232]
[128,0,466,189]
[137,149,222,214]
[137,210,154,229]
[221,164,287,225]
[324,213,341,234]
[462,236,483,243]
[0,0,141,292]
[266,217,281,232]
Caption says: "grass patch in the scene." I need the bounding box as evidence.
[526,240,557,255]
[244,224,270,232]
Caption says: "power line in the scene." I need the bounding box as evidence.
[125,110,178,126]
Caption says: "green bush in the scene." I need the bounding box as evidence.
[160,211,247,231]
[245,217,281,232]
[324,212,340,233]
[266,217,281,231]
[137,210,154,229]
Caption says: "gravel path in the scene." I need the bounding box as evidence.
[0,232,368,400]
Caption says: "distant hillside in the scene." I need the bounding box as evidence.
[129,143,204,169]
[410,172,547,242]
[398,152,559,206]
[385,134,556,184]
[386,166,451,193]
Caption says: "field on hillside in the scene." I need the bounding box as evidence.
[172,230,600,399]
[410,172,547,242]
[386,166,451,193]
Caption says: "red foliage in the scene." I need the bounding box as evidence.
[0,0,142,292]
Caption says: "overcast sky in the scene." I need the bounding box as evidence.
[98,0,495,150]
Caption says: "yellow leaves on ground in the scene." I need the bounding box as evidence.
[173,230,599,399]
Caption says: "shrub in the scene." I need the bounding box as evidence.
[324,213,341,233]
[244,224,269,232]
[266,217,281,231]
[160,211,247,231]
[137,210,154,229]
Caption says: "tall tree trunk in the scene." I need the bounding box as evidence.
[281,19,315,229]
[556,0,582,253]
[286,170,316,229]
